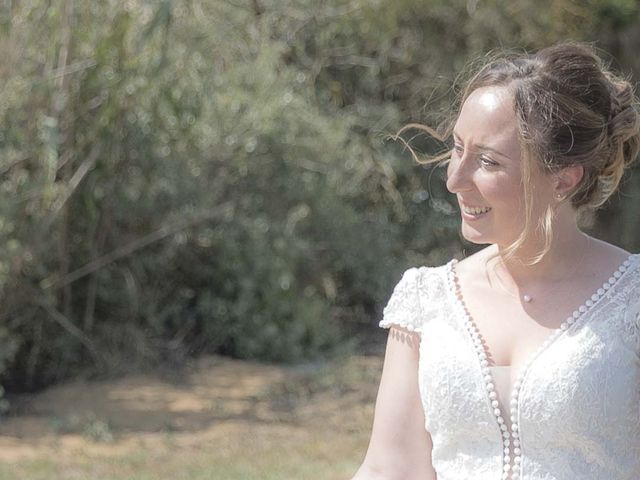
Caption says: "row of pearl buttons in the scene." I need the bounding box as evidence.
[447,255,632,480]
[445,264,517,477]
[507,257,631,479]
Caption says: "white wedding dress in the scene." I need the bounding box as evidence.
[379,254,640,480]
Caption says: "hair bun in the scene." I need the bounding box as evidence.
[607,78,639,140]
[598,75,640,205]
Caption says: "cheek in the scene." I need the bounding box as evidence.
[484,183,527,223]
[488,170,523,199]
[479,174,521,205]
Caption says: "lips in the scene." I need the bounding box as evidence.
[462,205,492,215]
[459,201,492,219]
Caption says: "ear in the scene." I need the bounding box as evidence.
[554,165,584,199]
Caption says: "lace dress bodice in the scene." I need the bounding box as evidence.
[379,254,640,480]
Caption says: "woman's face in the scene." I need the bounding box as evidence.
[446,86,554,246]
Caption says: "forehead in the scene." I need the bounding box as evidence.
[454,86,520,151]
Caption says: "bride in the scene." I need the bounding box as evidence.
[351,42,640,480]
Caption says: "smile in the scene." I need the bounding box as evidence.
[462,206,492,215]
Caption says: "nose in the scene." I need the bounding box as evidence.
[445,152,474,193]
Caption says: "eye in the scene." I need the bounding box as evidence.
[479,155,499,167]
[452,143,464,156]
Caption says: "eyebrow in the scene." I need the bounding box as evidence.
[452,131,511,160]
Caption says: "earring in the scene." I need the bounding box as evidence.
[555,193,563,200]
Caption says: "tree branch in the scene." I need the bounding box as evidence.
[41,201,234,290]
[35,297,103,366]
[50,142,101,216]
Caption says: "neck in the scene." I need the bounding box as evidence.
[488,210,592,289]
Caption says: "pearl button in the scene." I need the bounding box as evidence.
[442,256,633,480]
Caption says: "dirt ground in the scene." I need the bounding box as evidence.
[0,354,383,479]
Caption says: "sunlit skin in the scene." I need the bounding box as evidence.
[445,85,629,288]
[446,86,556,249]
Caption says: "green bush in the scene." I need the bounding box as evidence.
[0,0,638,401]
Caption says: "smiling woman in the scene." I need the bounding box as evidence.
[351,42,640,480]
[446,86,530,247]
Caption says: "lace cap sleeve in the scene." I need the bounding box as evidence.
[379,267,425,333]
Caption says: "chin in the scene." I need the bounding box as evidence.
[460,223,493,245]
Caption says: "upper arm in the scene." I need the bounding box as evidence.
[352,326,436,480]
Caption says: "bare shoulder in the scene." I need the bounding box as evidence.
[589,237,631,261]
[584,236,633,271]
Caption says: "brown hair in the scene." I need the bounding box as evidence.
[400,42,640,262]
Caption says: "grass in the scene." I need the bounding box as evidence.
[0,354,382,480]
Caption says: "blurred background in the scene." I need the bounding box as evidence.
[0,0,639,479]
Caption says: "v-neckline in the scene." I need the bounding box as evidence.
[443,253,638,480]
[446,253,637,371]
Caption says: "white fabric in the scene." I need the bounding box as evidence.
[489,366,513,433]
[379,256,640,480]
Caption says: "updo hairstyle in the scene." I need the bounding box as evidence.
[402,42,640,261]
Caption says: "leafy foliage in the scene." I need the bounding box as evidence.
[0,0,638,402]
